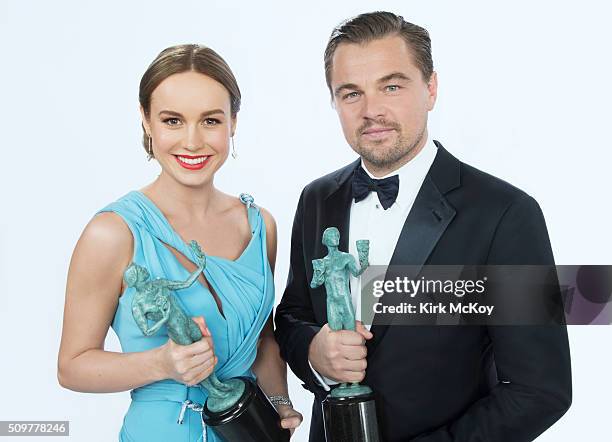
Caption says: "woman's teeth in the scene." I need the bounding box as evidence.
[177,156,207,165]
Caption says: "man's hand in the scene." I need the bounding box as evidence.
[308,321,373,383]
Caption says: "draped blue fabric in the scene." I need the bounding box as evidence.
[98,191,274,441]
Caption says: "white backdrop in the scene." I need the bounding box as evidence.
[0,1,610,441]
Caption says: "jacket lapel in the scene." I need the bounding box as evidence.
[366,142,460,355]
[322,189,352,252]
[311,159,360,323]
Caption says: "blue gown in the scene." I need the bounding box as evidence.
[98,191,274,442]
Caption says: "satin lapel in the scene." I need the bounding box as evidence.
[366,174,457,355]
[323,182,353,253]
[311,161,359,323]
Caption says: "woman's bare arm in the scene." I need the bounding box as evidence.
[57,212,169,392]
[251,208,302,432]
[58,211,219,392]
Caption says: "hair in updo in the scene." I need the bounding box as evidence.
[138,44,241,157]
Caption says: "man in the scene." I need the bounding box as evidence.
[275,11,571,442]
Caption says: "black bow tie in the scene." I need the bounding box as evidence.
[352,165,399,210]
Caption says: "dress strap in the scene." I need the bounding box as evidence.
[239,193,259,234]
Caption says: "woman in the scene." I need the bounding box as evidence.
[57,44,302,441]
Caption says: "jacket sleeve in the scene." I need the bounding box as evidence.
[274,189,327,398]
[412,195,572,442]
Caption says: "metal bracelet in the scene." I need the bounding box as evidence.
[268,395,293,407]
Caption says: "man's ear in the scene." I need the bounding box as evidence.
[139,105,151,135]
[427,71,438,111]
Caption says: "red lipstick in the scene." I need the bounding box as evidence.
[174,154,211,170]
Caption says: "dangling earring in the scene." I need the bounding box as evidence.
[231,136,237,159]
[147,134,154,161]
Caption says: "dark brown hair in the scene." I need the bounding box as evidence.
[139,44,241,156]
[324,11,433,95]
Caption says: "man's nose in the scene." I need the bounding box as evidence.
[361,94,387,121]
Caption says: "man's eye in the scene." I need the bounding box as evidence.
[163,118,181,126]
[343,91,360,102]
[203,118,221,126]
[385,85,401,92]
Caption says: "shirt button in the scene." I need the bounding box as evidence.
[376,204,380,209]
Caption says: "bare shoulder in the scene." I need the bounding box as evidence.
[215,191,277,242]
[257,205,277,270]
[216,191,245,214]
[61,212,133,369]
[217,191,276,230]
[72,212,134,273]
[258,206,277,239]
[82,212,132,250]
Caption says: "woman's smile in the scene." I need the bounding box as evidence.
[174,154,211,170]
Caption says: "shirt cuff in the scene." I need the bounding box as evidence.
[308,359,336,391]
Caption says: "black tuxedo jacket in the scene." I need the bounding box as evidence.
[274,142,571,441]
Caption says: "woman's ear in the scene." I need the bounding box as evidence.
[139,105,151,135]
[230,115,238,137]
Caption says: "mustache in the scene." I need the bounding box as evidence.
[357,119,401,135]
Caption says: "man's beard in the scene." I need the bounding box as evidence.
[354,120,425,169]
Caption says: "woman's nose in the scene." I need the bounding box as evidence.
[185,125,205,150]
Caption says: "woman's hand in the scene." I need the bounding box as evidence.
[155,316,217,386]
[277,404,303,437]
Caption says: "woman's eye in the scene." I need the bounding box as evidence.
[203,118,221,126]
[163,118,181,126]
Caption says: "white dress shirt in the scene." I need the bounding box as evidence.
[310,137,438,390]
